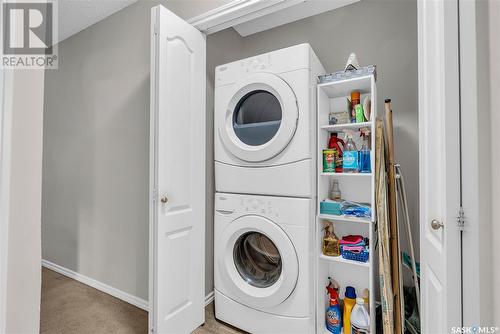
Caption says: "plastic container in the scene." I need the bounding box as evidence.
[359,130,371,173]
[320,200,342,216]
[328,133,345,173]
[323,149,336,173]
[326,287,342,334]
[341,250,369,263]
[351,297,370,333]
[343,131,359,173]
[322,223,340,257]
[343,286,357,334]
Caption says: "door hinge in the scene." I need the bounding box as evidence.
[152,189,158,203]
[150,327,155,334]
[154,24,158,36]
[457,206,465,231]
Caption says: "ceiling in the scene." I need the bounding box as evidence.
[57,0,139,44]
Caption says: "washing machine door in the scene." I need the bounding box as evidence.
[219,73,298,162]
[217,215,299,309]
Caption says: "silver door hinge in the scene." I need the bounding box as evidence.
[457,206,465,231]
[152,189,158,203]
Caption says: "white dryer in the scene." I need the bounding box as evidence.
[214,44,325,197]
[214,193,315,333]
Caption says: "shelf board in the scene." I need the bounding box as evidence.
[318,214,371,224]
[318,75,372,98]
[320,122,372,132]
[319,254,370,268]
[320,172,372,177]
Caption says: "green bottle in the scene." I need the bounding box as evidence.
[355,104,365,123]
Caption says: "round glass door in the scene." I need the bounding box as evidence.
[233,91,282,146]
[233,232,282,288]
[216,215,298,309]
[219,73,298,162]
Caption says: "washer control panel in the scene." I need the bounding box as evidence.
[215,194,275,217]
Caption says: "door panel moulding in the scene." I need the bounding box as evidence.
[188,0,359,36]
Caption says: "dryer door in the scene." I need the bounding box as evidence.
[219,73,298,162]
[217,215,299,309]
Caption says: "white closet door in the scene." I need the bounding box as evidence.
[150,5,206,334]
[418,0,461,332]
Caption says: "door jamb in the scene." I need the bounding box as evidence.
[458,0,491,326]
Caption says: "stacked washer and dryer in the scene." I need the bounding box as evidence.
[214,44,326,333]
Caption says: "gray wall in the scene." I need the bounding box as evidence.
[207,0,419,258]
[43,0,418,302]
[42,0,230,301]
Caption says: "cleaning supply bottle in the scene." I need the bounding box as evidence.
[322,223,340,257]
[329,179,341,201]
[350,91,361,123]
[351,297,370,333]
[359,129,371,173]
[343,286,357,334]
[326,286,342,334]
[343,130,359,173]
[328,133,345,173]
[362,289,370,306]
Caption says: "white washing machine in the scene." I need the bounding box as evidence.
[214,43,325,198]
[214,193,315,333]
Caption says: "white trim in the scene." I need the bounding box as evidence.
[41,260,149,312]
[188,0,300,35]
[0,3,9,329]
[459,0,491,325]
[187,0,359,36]
[205,291,214,307]
[0,68,13,334]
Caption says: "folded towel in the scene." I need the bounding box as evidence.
[339,235,364,245]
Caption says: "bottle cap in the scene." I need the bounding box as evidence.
[345,286,356,299]
[356,297,365,305]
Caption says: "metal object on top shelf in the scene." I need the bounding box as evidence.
[318,65,377,84]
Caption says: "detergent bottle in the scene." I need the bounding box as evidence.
[325,286,342,334]
[343,130,359,173]
[328,133,345,173]
[351,297,370,333]
[343,286,357,334]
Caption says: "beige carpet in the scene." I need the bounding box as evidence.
[40,267,244,334]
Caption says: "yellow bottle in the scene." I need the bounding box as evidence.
[322,223,340,257]
[343,286,357,334]
[362,288,370,306]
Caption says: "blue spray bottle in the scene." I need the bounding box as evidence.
[359,128,371,173]
[326,286,342,334]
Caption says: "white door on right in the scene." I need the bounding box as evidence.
[418,0,462,332]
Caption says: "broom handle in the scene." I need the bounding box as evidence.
[385,99,403,334]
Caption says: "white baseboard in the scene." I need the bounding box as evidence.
[41,259,149,311]
[42,259,215,312]
[205,290,214,306]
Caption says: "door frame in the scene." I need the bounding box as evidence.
[0,67,10,334]
[418,0,486,330]
[457,0,491,326]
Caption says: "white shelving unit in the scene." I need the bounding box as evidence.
[316,74,377,333]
